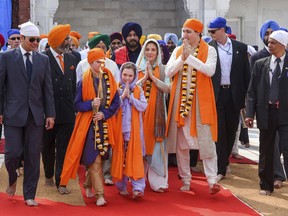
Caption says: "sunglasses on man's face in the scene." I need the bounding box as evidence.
[208,28,221,34]
[27,37,41,43]
[9,37,20,41]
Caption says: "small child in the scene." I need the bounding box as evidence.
[112,62,147,199]
[60,48,120,206]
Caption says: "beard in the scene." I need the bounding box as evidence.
[126,39,138,49]
[58,43,70,53]
[168,45,176,53]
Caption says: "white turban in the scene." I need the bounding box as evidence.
[19,21,40,37]
[269,30,288,47]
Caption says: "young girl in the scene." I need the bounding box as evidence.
[136,39,170,192]
[111,62,147,199]
[60,48,120,206]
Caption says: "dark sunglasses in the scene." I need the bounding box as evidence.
[27,37,41,43]
[9,37,20,41]
[208,28,221,34]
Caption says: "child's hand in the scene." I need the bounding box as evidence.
[124,81,130,98]
[92,97,101,108]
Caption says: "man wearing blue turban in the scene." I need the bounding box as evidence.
[164,33,178,55]
[250,20,286,190]
[7,28,20,50]
[208,17,251,182]
[112,22,142,68]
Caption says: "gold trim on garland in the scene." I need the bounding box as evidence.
[95,72,110,156]
[179,47,199,118]
[144,79,152,101]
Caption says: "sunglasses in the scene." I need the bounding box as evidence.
[208,28,221,34]
[9,37,20,41]
[27,37,41,43]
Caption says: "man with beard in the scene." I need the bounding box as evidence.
[112,22,142,68]
[164,33,178,56]
[42,24,77,195]
[106,32,123,59]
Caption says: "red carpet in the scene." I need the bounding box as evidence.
[0,166,260,216]
[229,155,258,165]
[0,139,4,154]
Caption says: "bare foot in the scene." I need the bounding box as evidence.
[96,197,107,206]
[85,188,95,198]
[209,183,221,195]
[154,188,165,193]
[6,181,17,197]
[119,190,129,196]
[132,190,144,199]
[180,184,190,191]
[26,199,39,207]
[259,190,271,196]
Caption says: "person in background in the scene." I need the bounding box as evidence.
[7,29,21,50]
[164,33,178,55]
[106,32,123,59]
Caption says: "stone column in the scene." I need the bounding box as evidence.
[184,0,200,18]
[216,0,230,17]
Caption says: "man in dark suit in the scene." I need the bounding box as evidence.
[245,30,288,195]
[0,21,55,206]
[250,20,286,189]
[42,24,77,195]
[208,17,251,181]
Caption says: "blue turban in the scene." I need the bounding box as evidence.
[208,17,231,34]
[7,29,20,38]
[280,27,288,32]
[259,20,280,41]
[122,22,142,41]
[157,40,166,46]
[164,33,178,46]
[202,36,212,43]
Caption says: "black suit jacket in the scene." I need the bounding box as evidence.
[246,54,288,129]
[44,49,77,124]
[210,39,251,110]
[0,48,55,126]
[250,48,270,71]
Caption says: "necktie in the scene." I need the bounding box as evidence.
[57,55,65,73]
[269,58,281,103]
[24,52,32,82]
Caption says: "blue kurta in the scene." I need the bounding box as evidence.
[74,77,120,165]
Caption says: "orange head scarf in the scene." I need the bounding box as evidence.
[87,48,106,64]
[48,24,71,48]
[183,18,203,33]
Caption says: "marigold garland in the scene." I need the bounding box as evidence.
[144,79,152,101]
[179,47,199,118]
[94,72,110,157]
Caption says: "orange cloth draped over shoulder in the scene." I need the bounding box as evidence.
[138,66,162,155]
[60,68,119,186]
[111,85,145,180]
[165,38,217,141]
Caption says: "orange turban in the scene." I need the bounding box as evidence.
[183,18,203,33]
[70,36,79,48]
[40,34,48,39]
[88,31,100,39]
[48,24,71,48]
[70,31,82,41]
[87,48,105,64]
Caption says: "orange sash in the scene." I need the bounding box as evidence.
[139,66,163,155]
[111,85,145,180]
[165,39,218,141]
[60,68,118,186]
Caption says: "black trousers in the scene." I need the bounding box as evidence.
[5,112,43,200]
[42,123,74,187]
[215,88,240,176]
[259,106,288,192]
[239,127,249,144]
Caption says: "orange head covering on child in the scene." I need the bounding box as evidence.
[70,31,82,41]
[48,24,71,48]
[87,48,106,64]
[183,18,203,33]
[70,36,79,48]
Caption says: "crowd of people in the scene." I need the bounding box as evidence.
[0,16,288,207]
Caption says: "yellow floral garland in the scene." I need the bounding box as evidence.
[95,72,110,156]
[179,47,199,118]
